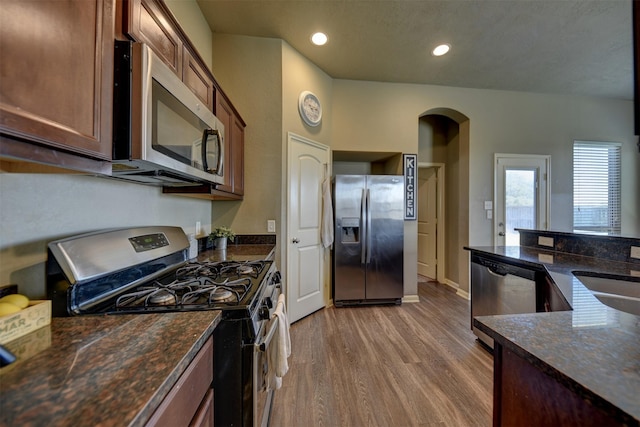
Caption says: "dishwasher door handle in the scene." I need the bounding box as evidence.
[485,266,507,277]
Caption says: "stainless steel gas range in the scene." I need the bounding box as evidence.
[46,226,283,427]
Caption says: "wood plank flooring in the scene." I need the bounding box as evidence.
[270,279,493,427]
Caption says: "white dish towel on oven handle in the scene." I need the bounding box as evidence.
[266,293,291,390]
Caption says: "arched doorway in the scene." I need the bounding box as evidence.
[418,108,471,297]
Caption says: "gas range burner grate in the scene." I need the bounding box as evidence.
[176,260,266,280]
[113,274,256,309]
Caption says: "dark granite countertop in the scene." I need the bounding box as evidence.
[0,311,221,427]
[196,243,275,262]
[466,245,640,424]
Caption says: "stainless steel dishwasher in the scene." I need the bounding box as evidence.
[470,253,539,349]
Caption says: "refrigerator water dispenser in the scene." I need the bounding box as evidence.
[340,217,360,243]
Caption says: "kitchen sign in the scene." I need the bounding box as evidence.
[404,154,417,220]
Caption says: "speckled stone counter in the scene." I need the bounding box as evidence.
[0,311,221,426]
[467,245,640,424]
[196,243,275,262]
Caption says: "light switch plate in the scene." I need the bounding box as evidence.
[484,201,492,210]
[631,246,640,259]
[538,236,554,247]
[267,220,276,233]
[195,221,201,236]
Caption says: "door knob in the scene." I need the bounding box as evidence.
[498,232,505,237]
[292,238,300,244]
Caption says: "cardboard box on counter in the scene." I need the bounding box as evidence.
[0,300,52,344]
[0,325,52,372]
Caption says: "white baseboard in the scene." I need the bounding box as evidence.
[402,294,420,303]
[443,279,470,300]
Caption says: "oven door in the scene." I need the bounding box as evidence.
[254,317,276,427]
[253,287,282,427]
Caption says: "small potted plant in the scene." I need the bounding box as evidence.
[208,226,235,250]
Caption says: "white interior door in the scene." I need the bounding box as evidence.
[287,133,329,323]
[495,154,550,245]
[417,167,438,279]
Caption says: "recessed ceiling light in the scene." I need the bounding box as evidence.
[311,32,328,46]
[432,44,451,56]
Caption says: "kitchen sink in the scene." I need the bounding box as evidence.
[573,271,640,316]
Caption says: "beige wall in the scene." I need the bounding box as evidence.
[1,5,638,302]
[331,80,639,243]
[0,175,212,298]
[0,1,218,299]
[210,35,335,298]
[330,80,637,294]
[209,35,283,263]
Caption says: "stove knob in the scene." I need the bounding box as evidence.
[259,306,270,320]
[264,296,273,309]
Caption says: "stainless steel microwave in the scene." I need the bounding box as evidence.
[112,41,224,187]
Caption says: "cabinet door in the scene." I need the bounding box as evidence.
[125,0,183,77]
[146,337,213,427]
[230,114,245,196]
[183,48,215,111]
[0,0,113,162]
[215,94,234,193]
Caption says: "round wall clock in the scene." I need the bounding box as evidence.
[298,91,322,127]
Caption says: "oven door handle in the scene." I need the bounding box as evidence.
[257,316,279,352]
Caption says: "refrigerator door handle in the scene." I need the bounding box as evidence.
[360,187,367,264]
[366,188,372,264]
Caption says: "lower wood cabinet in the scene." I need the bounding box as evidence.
[146,336,214,427]
[494,343,620,426]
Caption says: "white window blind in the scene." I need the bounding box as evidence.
[573,141,621,234]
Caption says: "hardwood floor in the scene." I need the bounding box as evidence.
[270,280,493,426]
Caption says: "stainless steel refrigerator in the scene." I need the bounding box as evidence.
[333,174,404,306]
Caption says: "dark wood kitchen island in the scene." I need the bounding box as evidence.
[0,311,221,426]
[468,238,640,427]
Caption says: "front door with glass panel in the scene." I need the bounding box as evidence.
[495,155,550,246]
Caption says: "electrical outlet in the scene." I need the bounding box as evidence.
[267,220,276,233]
[195,221,201,236]
[631,246,640,259]
[538,236,554,247]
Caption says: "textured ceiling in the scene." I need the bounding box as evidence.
[196,0,634,100]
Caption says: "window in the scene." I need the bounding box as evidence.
[573,141,621,234]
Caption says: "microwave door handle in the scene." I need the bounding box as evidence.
[201,129,212,172]
[214,130,223,176]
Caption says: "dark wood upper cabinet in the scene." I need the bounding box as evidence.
[0,0,114,173]
[214,95,234,194]
[124,0,183,77]
[230,109,245,197]
[125,0,247,200]
[183,47,215,111]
